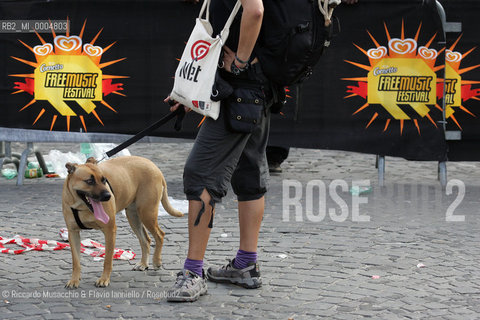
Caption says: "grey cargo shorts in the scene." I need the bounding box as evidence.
[183,65,273,203]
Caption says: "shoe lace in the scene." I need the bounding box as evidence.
[220,259,236,271]
[175,271,196,289]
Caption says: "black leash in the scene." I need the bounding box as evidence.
[104,106,185,159]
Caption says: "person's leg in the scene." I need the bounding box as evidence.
[266,146,289,165]
[207,180,266,289]
[232,105,270,268]
[182,112,249,266]
[232,197,263,270]
[168,110,251,301]
[167,191,212,302]
[238,196,264,252]
[182,189,214,276]
[207,196,264,288]
[207,103,270,289]
[266,146,290,173]
[186,189,214,260]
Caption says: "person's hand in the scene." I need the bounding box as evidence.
[164,96,191,113]
[222,46,235,73]
[222,46,247,73]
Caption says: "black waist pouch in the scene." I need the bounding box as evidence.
[211,71,234,102]
[224,86,265,134]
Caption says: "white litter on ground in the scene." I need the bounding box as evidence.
[88,143,131,159]
[46,144,131,179]
[120,197,188,217]
[158,197,188,216]
[48,150,86,178]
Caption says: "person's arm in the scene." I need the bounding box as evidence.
[224,0,264,72]
[168,0,264,111]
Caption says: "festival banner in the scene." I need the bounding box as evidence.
[343,20,441,135]
[267,0,448,161]
[10,20,126,132]
[0,0,479,161]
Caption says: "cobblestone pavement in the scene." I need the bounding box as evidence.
[1,140,480,319]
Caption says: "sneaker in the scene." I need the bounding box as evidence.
[268,162,282,174]
[207,259,262,289]
[166,269,207,302]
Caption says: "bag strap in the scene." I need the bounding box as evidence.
[220,1,242,39]
[198,0,210,21]
[199,0,242,40]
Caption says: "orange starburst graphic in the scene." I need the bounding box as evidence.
[10,19,127,132]
[342,21,444,135]
[343,21,480,134]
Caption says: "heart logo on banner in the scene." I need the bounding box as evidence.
[418,46,438,60]
[83,44,103,57]
[54,35,82,52]
[388,38,417,55]
[367,46,387,59]
[33,43,53,56]
[446,49,462,62]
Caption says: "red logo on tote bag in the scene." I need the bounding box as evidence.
[191,40,211,61]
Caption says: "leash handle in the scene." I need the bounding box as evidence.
[174,107,186,131]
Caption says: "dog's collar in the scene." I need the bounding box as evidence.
[71,207,93,230]
[106,179,114,195]
[70,179,114,230]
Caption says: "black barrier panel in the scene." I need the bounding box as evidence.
[268,0,448,161]
[436,0,480,161]
[0,0,203,139]
[1,0,478,161]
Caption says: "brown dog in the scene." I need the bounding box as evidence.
[62,156,183,288]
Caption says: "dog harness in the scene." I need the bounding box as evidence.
[71,207,92,230]
[71,179,115,230]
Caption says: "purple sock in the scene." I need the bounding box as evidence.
[233,250,257,269]
[183,258,203,277]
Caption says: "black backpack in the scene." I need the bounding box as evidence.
[255,0,335,87]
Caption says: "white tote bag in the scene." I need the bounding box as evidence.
[170,0,241,120]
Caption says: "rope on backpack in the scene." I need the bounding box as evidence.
[318,0,341,27]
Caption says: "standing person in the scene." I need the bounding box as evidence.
[266,0,358,175]
[166,0,271,302]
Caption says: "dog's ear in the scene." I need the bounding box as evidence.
[86,157,97,165]
[65,163,77,175]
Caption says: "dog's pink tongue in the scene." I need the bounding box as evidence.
[88,197,110,224]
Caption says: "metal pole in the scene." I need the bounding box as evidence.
[377,155,385,187]
[16,142,33,186]
[435,0,448,133]
[434,0,448,188]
